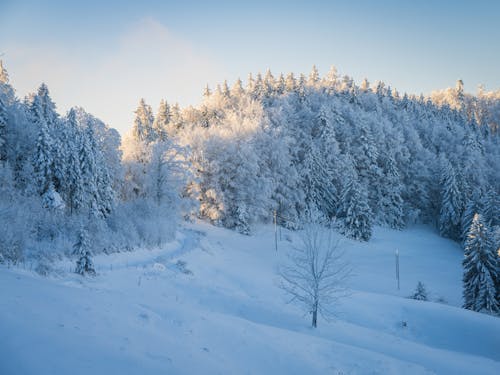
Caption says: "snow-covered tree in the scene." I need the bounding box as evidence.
[279,222,350,328]
[377,156,405,229]
[153,100,170,141]
[31,97,53,196]
[438,156,464,240]
[463,213,499,313]
[133,99,154,143]
[78,122,100,216]
[0,95,7,163]
[337,170,373,241]
[145,140,187,209]
[411,281,428,301]
[74,228,96,276]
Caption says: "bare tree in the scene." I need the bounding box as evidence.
[279,222,350,328]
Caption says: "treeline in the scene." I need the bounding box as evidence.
[129,66,499,244]
[1,61,499,268]
[0,61,187,266]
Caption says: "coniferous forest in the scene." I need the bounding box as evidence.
[1,61,499,313]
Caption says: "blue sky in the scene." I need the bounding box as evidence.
[1,0,499,133]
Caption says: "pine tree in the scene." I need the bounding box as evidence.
[0,60,15,100]
[263,69,275,98]
[438,157,463,240]
[378,156,405,229]
[411,281,428,301]
[231,78,245,98]
[461,190,483,245]
[203,84,211,99]
[308,65,320,88]
[133,99,155,143]
[285,72,297,93]
[74,228,96,276]
[63,109,84,214]
[482,187,499,227]
[31,97,54,196]
[337,171,373,241]
[463,213,499,313]
[0,95,7,163]
[153,100,170,141]
[79,123,100,217]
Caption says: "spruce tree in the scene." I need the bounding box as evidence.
[378,156,405,229]
[439,157,463,240]
[463,213,499,313]
[461,190,483,245]
[337,172,373,241]
[63,109,84,214]
[0,95,7,163]
[133,99,154,143]
[153,100,170,141]
[31,97,54,196]
[74,228,96,276]
[411,281,428,301]
[79,123,99,217]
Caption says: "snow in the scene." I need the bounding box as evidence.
[1,222,499,374]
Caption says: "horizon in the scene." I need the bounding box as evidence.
[1,0,499,134]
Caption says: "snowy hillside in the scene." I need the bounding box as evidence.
[1,223,499,375]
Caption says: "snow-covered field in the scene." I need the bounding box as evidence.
[1,222,499,375]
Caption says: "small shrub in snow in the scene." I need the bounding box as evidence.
[411,281,428,301]
[74,228,96,276]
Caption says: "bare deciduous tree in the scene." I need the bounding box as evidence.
[279,223,350,328]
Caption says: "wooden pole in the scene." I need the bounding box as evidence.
[274,210,278,252]
[396,249,400,290]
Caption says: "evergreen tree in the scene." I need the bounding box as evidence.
[438,157,463,240]
[323,65,338,94]
[133,99,154,143]
[203,84,211,99]
[79,123,100,217]
[74,228,96,276]
[0,95,7,163]
[337,171,373,241]
[411,281,428,301]
[378,156,405,229]
[461,190,483,245]
[482,187,499,227]
[231,78,245,98]
[31,97,53,196]
[463,213,499,313]
[0,60,15,101]
[308,65,320,88]
[285,72,296,93]
[64,110,84,214]
[153,100,170,141]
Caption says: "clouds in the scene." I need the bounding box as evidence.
[3,18,224,134]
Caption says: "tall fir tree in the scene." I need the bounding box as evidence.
[337,170,373,241]
[378,156,405,229]
[31,96,54,196]
[461,190,484,245]
[133,99,155,143]
[438,156,464,240]
[62,109,84,214]
[153,99,170,141]
[0,95,7,163]
[79,123,100,217]
[463,213,499,313]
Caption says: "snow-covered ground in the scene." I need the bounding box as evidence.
[1,222,499,375]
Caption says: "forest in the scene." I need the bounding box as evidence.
[0,62,499,266]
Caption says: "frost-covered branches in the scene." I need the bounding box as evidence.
[279,223,350,327]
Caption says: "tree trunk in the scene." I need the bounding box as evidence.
[312,306,317,328]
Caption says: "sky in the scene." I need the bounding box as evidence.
[1,0,499,134]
